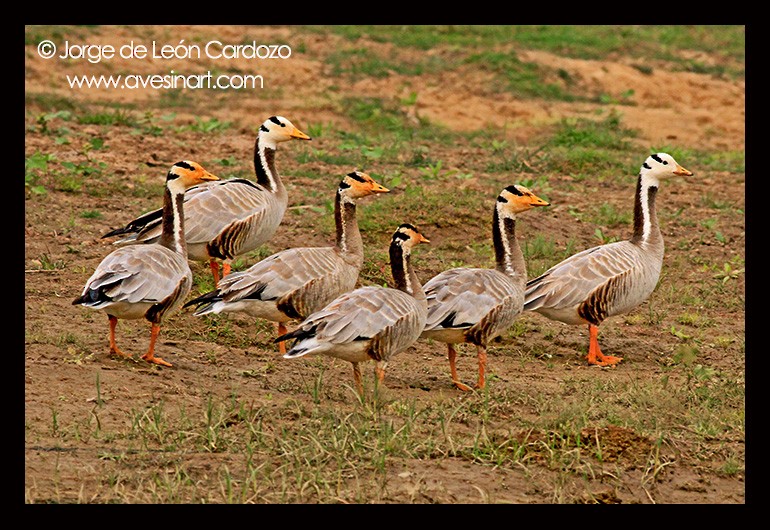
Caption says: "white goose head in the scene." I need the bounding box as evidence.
[258,115,311,149]
[640,153,693,187]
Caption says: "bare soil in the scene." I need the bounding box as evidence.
[24,25,745,504]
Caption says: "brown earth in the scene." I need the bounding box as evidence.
[24,25,745,504]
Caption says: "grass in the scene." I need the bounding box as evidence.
[25,359,744,503]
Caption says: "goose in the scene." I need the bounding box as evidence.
[420,185,549,391]
[102,116,311,284]
[276,223,430,395]
[523,152,693,367]
[183,171,390,353]
[72,161,220,367]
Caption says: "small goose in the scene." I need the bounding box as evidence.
[102,116,311,284]
[523,152,693,366]
[276,223,430,395]
[420,185,549,391]
[183,171,390,353]
[73,161,220,367]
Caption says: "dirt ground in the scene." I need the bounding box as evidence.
[24,25,745,504]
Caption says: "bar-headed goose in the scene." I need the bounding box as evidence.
[420,185,549,390]
[73,161,220,367]
[102,116,311,284]
[276,223,430,395]
[183,171,390,353]
[524,152,693,366]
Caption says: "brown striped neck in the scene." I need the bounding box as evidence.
[253,134,285,197]
[630,174,662,248]
[334,190,364,267]
[389,242,425,300]
[157,187,187,257]
[492,207,526,284]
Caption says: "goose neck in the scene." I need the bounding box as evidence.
[335,192,364,266]
[492,208,525,284]
[157,187,187,257]
[389,244,425,300]
[630,174,662,248]
[253,135,284,196]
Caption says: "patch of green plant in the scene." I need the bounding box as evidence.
[326,47,425,78]
[179,117,232,133]
[25,151,56,195]
[77,109,136,126]
[526,237,579,278]
[697,150,745,173]
[157,89,195,108]
[550,112,637,150]
[296,148,356,167]
[36,253,66,271]
[25,92,79,114]
[589,202,632,228]
[54,160,108,193]
[312,25,744,76]
[79,210,103,219]
[33,110,72,135]
[466,50,578,101]
[340,97,452,144]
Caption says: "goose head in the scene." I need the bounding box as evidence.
[338,171,390,201]
[258,116,311,148]
[166,161,220,194]
[496,184,550,217]
[641,153,693,186]
[391,223,431,251]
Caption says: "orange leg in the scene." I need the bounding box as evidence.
[586,324,622,367]
[276,322,288,355]
[108,315,131,359]
[375,361,387,388]
[352,362,364,396]
[222,261,232,278]
[475,345,487,390]
[209,259,221,285]
[447,344,473,391]
[141,323,173,367]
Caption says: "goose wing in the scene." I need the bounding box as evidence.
[181,179,282,250]
[217,247,354,315]
[77,246,191,307]
[524,241,642,311]
[292,286,427,360]
[114,179,283,253]
[423,268,521,331]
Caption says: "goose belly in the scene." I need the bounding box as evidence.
[534,306,586,326]
[187,242,214,262]
[294,339,371,363]
[421,327,467,344]
[99,301,158,320]
[213,299,287,322]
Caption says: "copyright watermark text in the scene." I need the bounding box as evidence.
[35,38,291,91]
